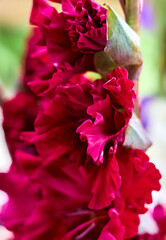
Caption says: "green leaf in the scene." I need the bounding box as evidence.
[105,6,142,81]
[94,51,116,78]
[123,113,152,151]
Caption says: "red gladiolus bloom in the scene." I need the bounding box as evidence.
[61,0,107,53]
[23,67,136,210]
[30,0,106,70]
[0,145,161,239]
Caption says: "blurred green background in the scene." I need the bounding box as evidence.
[0,27,27,97]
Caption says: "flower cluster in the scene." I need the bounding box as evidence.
[0,0,161,239]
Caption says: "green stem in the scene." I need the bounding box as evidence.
[125,0,141,34]
[125,0,142,116]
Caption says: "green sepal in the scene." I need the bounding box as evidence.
[94,51,116,78]
[123,113,152,151]
[105,6,142,81]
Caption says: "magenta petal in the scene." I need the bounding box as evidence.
[33,83,94,166]
[153,205,166,236]
[118,148,161,214]
[62,0,77,16]
[0,166,41,231]
[15,150,41,176]
[44,13,81,67]
[77,95,115,164]
[2,92,38,157]
[37,163,91,213]
[98,209,125,240]
[107,67,128,79]
[77,114,110,164]
[104,74,135,112]
[30,0,56,25]
[48,0,62,2]
[88,154,121,210]
[77,26,107,53]
[28,80,49,96]
[19,201,65,240]
[121,206,140,239]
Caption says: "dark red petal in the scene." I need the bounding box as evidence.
[118,147,161,214]
[77,26,106,53]
[88,154,121,210]
[98,209,125,240]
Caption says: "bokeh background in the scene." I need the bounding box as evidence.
[0,0,166,238]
